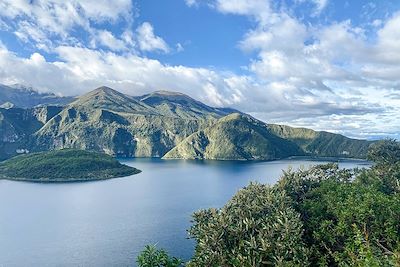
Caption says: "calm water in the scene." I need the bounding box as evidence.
[0,158,371,267]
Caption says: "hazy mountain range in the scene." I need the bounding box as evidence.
[0,84,74,109]
[0,85,373,160]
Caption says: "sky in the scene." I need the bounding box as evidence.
[0,0,399,140]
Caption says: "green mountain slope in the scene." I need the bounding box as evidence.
[33,87,214,157]
[138,90,234,120]
[267,124,373,158]
[72,86,158,114]
[0,107,52,160]
[163,113,304,160]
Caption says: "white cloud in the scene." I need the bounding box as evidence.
[0,0,133,50]
[185,0,199,7]
[215,0,273,24]
[95,30,127,52]
[311,0,328,15]
[176,43,184,52]
[136,22,170,53]
[183,0,400,138]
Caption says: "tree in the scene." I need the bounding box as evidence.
[137,245,183,267]
[367,139,400,165]
[188,183,309,267]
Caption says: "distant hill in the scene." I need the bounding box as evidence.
[267,124,373,158]
[163,113,303,160]
[0,149,140,182]
[0,85,374,160]
[0,84,74,108]
[0,105,64,160]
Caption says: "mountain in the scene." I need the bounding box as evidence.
[137,90,234,119]
[163,113,303,160]
[0,84,74,108]
[72,86,157,114]
[33,87,217,157]
[0,85,374,160]
[267,124,373,158]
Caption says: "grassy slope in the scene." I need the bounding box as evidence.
[34,87,215,157]
[138,90,233,120]
[267,124,373,158]
[163,113,303,160]
[0,149,140,182]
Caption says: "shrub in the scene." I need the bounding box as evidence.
[188,183,309,267]
[137,245,183,267]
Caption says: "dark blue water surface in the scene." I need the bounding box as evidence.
[0,158,371,266]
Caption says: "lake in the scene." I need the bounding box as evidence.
[0,158,371,266]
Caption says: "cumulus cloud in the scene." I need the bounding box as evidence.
[0,0,133,52]
[0,43,385,124]
[193,0,400,139]
[214,0,273,25]
[136,22,170,53]
[94,30,127,52]
[0,1,172,54]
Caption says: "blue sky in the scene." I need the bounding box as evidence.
[0,0,399,140]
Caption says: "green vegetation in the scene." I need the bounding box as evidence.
[33,87,214,158]
[0,149,140,182]
[1,86,373,160]
[138,139,400,266]
[138,90,232,120]
[163,113,303,160]
[267,124,373,158]
[137,245,183,267]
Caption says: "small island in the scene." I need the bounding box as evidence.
[0,149,141,182]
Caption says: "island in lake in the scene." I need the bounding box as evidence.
[0,149,141,182]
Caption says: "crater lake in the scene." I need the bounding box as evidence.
[0,158,371,267]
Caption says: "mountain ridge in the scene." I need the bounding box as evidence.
[0,84,74,108]
[0,85,374,160]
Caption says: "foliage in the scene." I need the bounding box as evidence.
[163,113,304,161]
[368,139,400,165]
[0,149,140,181]
[298,179,400,266]
[267,124,373,158]
[188,183,309,266]
[137,245,183,267]
[358,139,400,194]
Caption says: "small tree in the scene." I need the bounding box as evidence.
[137,245,183,267]
[368,139,400,165]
